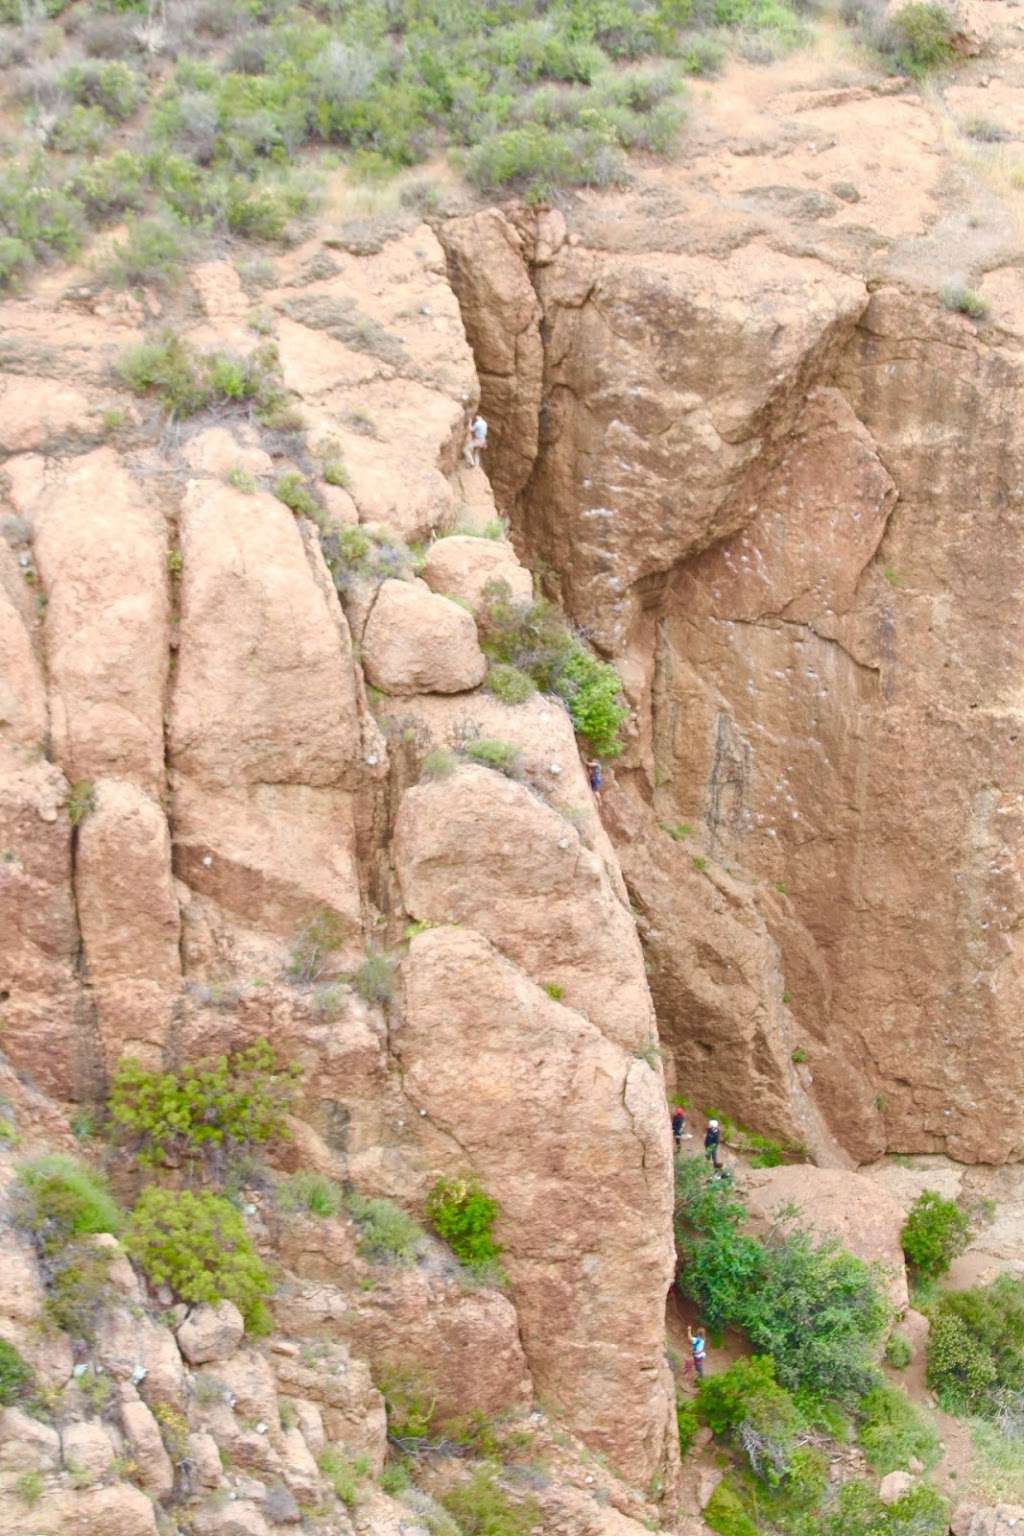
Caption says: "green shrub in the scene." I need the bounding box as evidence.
[680,31,727,75]
[119,335,289,419]
[818,1478,949,1536]
[698,1356,800,1482]
[227,465,256,493]
[476,581,628,757]
[856,1381,939,1474]
[351,949,395,1004]
[703,1480,759,1536]
[926,1275,1024,1415]
[674,1155,889,1402]
[287,908,347,985]
[125,1186,272,1333]
[484,663,536,705]
[345,1191,424,1264]
[49,105,110,155]
[884,1332,913,1369]
[901,1189,970,1278]
[0,1339,32,1406]
[426,1176,501,1273]
[886,3,956,74]
[63,60,143,120]
[14,1469,44,1506]
[676,1395,699,1456]
[941,283,990,320]
[275,472,321,520]
[109,1038,301,1169]
[276,1171,343,1219]
[380,1458,411,1494]
[322,459,350,488]
[378,1363,438,1442]
[463,737,524,777]
[440,1466,539,1536]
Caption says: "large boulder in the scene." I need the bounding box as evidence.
[743,1165,909,1312]
[119,1397,174,1500]
[361,578,486,696]
[423,534,532,612]
[176,1301,245,1365]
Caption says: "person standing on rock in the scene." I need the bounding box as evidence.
[704,1118,722,1172]
[688,1325,707,1381]
[671,1105,687,1151]
[465,413,488,469]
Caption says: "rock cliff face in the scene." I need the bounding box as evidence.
[0,218,677,1513]
[443,104,1024,1167]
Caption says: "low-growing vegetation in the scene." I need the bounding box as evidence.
[440,1465,540,1535]
[0,0,826,290]
[109,1037,301,1171]
[125,1186,273,1333]
[345,1191,425,1264]
[0,1338,32,1406]
[276,1170,344,1219]
[926,1274,1024,1417]
[941,283,990,321]
[119,334,294,422]
[14,1154,125,1341]
[426,1175,502,1276]
[476,579,629,758]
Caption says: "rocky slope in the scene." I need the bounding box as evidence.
[3,13,1024,1533]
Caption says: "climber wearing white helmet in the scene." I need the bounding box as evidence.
[704,1118,722,1172]
[465,412,488,469]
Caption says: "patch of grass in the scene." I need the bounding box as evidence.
[677,1395,699,1456]
[318,1446,370,1508]
[660,821,692,840]
[421,748,458,781]
[426,1175,501,1274]
[962,115,1010,144]
[692,855,708,872]
[940,283,990,320]
[103,211,193,288]
[543,982,564,1001]
[14,1468,44,1505]
[379,1458,411,1494]
[790,1047,807,1064]
[901,1189,971,1279]
[66,780,96,827]
[275,472,321,520]
[463,737,524,777]
[345,1191,425,1264]
[125,1186,273,1334]
[322,459,351,489]
[276,1171,344,1219]
[969,1416,1024,1503]
[16,1154,124,1243]
[119,335,291,421]
[226,465,256,493]
[378,1364,438,1442]
[883,1332,913,1370]
[440,1466,540,1536]
[856,1381,939,1474]
[484,662,536,705]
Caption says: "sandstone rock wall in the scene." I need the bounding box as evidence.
[0,225,678,1496]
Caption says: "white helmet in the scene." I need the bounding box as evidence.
[708,1119,719,1129]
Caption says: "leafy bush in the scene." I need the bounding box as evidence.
[125,1186,273,1333]
[440,1466,539,1536]
[817,1478,949,1536]
[856,1381,939,1474]
[70,151,147,221]
[926,1275,1024,1415]
[0,157,84,283]
[63,59,143,120]
[698,1356,801,1482]
[477,581,628,757]
[378,1363,438,1442]
[276,1171,343,1219]
[345,1191,425,1264]
[287,908,347,985]
[426,1176,501,1273]
[677,1394,699,1455]
[0,1339,32,1406]
[104,211,194,288]
[66,780,96,826]
[463,737,524,777]
[421,748,458,781]
[675,1155,889,1402]
[484,663,536,705]
[884,1332,913,1369]
[901,1189,970,1278]
[119,335,290,419]
[885,3,956,74]
[109,1038,301,1169]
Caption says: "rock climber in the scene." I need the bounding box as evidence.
[704,1118,722,1172]
[465,412,488,469]
[671,1104,687,1151]
[687,1325,707,1381]
[587,758,603,797]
